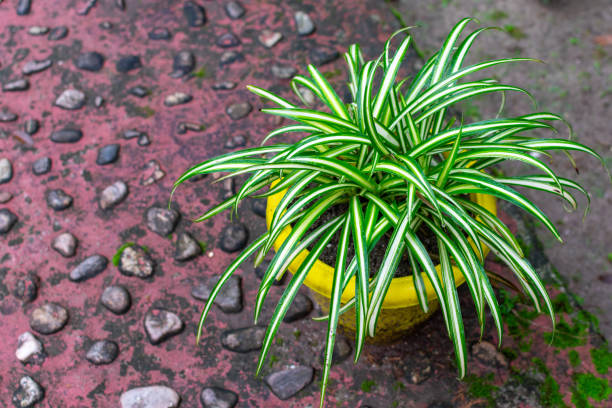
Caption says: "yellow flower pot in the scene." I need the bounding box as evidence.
[265,186,497,342]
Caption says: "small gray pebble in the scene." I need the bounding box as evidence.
[32,157,51,175]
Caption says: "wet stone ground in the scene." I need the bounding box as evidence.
[1,0,611,407]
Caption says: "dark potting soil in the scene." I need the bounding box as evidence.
[307,203,439,278]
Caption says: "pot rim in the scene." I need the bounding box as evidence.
[265,184,497,309]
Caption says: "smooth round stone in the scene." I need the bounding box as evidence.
[218,223,248,253]
[55,89,86,110]
[264,365,314,400]
[271,64,297,79]
[170,51,195,78]
[174,232,201,261]
[96,144,120,165]
[74,51,104,72]
[219,51,243,66]
[472,341,508,368]
[94,95,104,107]
[164,92,192,107]
[86,340,119,365]
[14,275,38,303]
[0,192,13,203]
[310,46,339,66]
[0,209,18,234]
[99,181,128,210]
[220,326,266,353]
[29,303,68,334]
[100,285,131,314]
[28,26,49,36]
[225,102,252,120]
[224,1,245,19]
[146,207,180,236]
[0,157,12,183]
[224,134,246,149]
[70,254,108,282]
[183,1,206,27]
[22,59,52,75]
[0,109,18,122]
[50,128,82,143]
[250,198,266,217]
[118,246,154,278]
[216,32,240,48]
[191,275,242,313]
[254,260,284,286]
[258,30,283,48]
[3,78,29,91]
[297,86,315,105]
[51,232,77,257]
[319,336,352,365]
[16,0,31,15]
[148,27,171,40]
[212,81,236,90]
[32,157,51,175]
[46,189,73,211]
[200,387,238,408]
[116,55,142,73]
[128,86,149,98]
[16,332,45,364]
[294,11,315,36]
[120,386,179,408]
[48,26,68,40]
[24,118,39,135]
[144,309,184,344]
[283,292,313,323]
[12,376,44,407]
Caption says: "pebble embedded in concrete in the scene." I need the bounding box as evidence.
[144,308,184,344]
[100,285,131,314]
[118,245,155,278]
[120,386,180,408]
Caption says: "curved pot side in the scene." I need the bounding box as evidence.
[265,184,497,341]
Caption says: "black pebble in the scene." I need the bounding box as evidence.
[116,55,142,73]
[48,26,68,41]
[148,27,172,40]
[75,51,105,72]
[16,0,31,15]
[50,128,82,143]
[128,86,149,98]
[96,144,120,165]
[183,1,206,27]
[216,33,240,48]
[24,118,39,135]
[310,46,340,66]
[250,198,266,217]
[219,223,248,253]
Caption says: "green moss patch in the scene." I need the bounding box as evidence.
[112,242,135,266]
[590,344,612,375]
[571,373,612,407]
[568,350,581,367]
[465,373,498,406]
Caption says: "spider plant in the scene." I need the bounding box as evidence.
[175,18,603,405]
